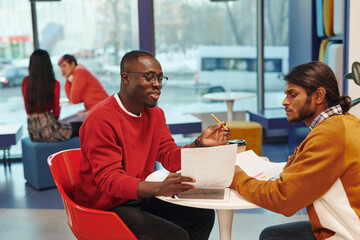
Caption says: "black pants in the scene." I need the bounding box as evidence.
[259,221,316,240]
[111,197,215,240]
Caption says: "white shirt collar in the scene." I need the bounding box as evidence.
[114,93,141,117]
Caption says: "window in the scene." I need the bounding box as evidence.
[0,0,138,157]
[154,0,289,123]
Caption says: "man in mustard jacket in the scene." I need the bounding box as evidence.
[231,61,360,240]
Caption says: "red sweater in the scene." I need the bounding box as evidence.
[74,95,181,210]
[65,64,109,111]
[22,76,60,119]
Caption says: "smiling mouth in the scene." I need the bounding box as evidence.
[150,91,160,100]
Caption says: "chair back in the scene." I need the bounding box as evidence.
[48,149,137,240]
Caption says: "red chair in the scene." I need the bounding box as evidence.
[48,149,137,240]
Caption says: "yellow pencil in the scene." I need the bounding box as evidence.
[211,114,228,130]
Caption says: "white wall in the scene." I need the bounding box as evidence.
[348,0,360,117]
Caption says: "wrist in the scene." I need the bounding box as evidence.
[194,137,203,147]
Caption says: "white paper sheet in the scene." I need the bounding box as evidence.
[181,144,237,188]
[236,150,286,180]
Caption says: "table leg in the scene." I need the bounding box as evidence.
[7,148,10,167]
[216,209,234,240]
[226,100,235,122]
[1,148,11,167]
[2,149,5,167]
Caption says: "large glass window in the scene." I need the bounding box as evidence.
[154,0,289,121]
[0,0,288,156]
[0,0,138,157]
[263,0,289,108]
[0,0,32,157]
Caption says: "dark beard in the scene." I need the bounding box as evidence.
[288,96,315,123]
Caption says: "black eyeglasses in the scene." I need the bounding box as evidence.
[126,71,168,86]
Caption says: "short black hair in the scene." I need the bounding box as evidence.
[120,50,154,74]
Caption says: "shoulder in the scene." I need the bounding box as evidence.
[308,114,357,146]
[74,65,90,75]
[21,76,29,93]
[22,76,29,85]
[315,114,358,131]
[84,96,118,122]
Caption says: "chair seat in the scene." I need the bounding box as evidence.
[48,149,137,240]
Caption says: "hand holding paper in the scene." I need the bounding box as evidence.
[235,150,286,180]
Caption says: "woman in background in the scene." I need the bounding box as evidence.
[22,49,72,142]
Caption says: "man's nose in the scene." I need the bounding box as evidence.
[153,78,162,87]
[282,97,288,106]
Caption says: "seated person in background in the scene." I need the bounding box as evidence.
[231,61,360,240]
[58,54,109,115]
[74,50,231,240]
[22,49,74,142]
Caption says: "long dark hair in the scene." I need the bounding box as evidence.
[283,61,352,112]
[26,49,56,113]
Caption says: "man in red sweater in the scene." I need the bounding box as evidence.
[75,50,231,240]
[58,54,109,113]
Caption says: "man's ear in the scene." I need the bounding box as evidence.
[121,73,130,85]
[315,87,326,104]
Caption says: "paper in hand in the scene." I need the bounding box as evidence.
[181,144,237,188]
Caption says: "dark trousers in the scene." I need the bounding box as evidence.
[111,197,215,240]
[259,221,316,240]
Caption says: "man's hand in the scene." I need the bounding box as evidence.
[137,173,195,198]
[198,121,230,147]
[158,173,195,197]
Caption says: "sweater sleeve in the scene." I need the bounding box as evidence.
[80,109,140,200]
[69,68,88,104]
[22,76,29,114]
[53,80,60,119]
[155,109,182,172]
[231,121,345,216]
[64,80,71,100]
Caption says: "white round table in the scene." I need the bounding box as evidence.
[146,170,259,240]
[203,92,256,121]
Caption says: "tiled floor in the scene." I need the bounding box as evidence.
[0,142,308,240]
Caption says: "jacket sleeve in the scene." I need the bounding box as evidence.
[231,121,345,216]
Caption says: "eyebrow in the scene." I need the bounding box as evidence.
[284,89,296,94]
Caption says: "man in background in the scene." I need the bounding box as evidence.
[58,54,109,115]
